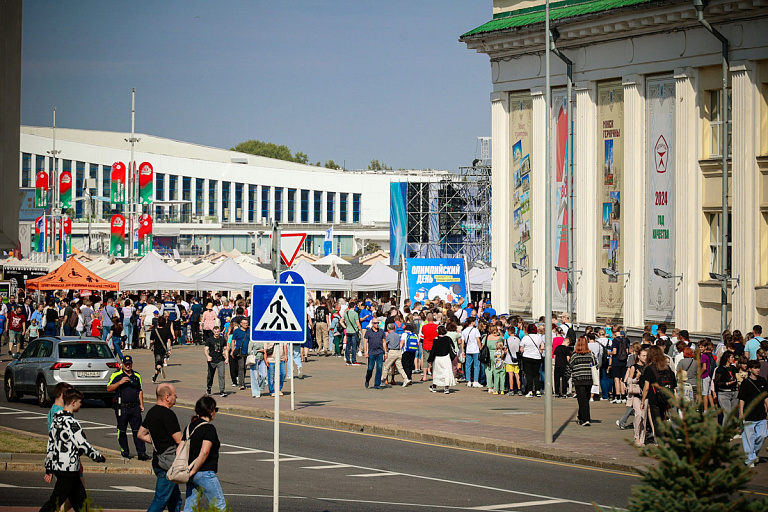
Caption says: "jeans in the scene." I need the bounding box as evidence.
[102,327,111,341]
[123,321,134,349]
[717,389,739,416]
[250,360,267,397]
[110,338,124,362]
[574,383,591,423]
[148,468,181,512]
[600,366,611,399]
[207,361,226,394]
[365,353,384,388]
[237,354,248,387]
[184,470,226,512]
[345,332,359,363]
[44,323,57,337]
[63,325,75,336]
[267,360,287,394]
[289,344,302,377]
[465,353,480,383]
[742,419,767,464]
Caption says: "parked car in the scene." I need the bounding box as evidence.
[4,336,120,407]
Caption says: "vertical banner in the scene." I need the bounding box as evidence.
[508,93,534,312]
[110,162,127,204]
[324,227,333,256]
[59,171,72,209]
[138,214,153,257]
[110,214,126,257]
[138,162,154,204]
[389,182,407,264]
[552,90,569,311]
[596,83,625,318]
[62,216,72,260]
[646,78,676,321]
[35,170,49,208]
[34,215,46,252]
[405,258,467,305]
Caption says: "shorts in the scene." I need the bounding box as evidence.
[702,376,713,395]
[506,363,519,373]
[610,364,626,379]
[154,353,165,367]
[422,349,431,364]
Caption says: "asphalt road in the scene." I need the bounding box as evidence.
[0,395,640,511]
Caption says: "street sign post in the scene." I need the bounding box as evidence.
[271,232,306,267]
[251,282,306,512]
[279,270,304,285]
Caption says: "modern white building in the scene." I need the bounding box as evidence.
[19,126,445,259]
[461,0,768,332]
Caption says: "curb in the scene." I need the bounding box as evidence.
[163,397,643,474]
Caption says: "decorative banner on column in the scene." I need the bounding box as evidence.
[552,90,569,311]
[508,93,533,312]
[62,216,72,250]
[110,214,126,257]
[110,162,126,204]
[59,171,72,209]
[389,182,407,264]
[35,170,49,208]
[34,215,46,252]
[596,83,625,318]
[645,77,676,321]
[138,214,153,257]
[138,162,154,204]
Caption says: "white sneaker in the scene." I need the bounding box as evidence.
[357,351,363,357]
[525,392,533,397]
[472,382,483,388]
[402,379,411,387]
[467,382,472,387]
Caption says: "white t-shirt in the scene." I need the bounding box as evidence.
[504,335,520,364]
[461,326,482,355]
[141,304,158,326]
[520,334,543,359]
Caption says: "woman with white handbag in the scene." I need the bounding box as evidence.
[565,336,598,426]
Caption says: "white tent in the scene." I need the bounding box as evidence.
[236,259,274,280]
[468,266,493,292]
[195,258,271,291]
[290,260,351,291]
[179,261,215,277]
[351,261,399,292]
[114,252,196,290]
[313,254,350,266]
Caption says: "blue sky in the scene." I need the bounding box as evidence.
[21,1,491,171]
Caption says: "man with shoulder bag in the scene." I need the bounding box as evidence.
[138,384,183,512]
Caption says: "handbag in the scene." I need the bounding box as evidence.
[246,354,257,367]
[590,355,600,386]
[167,421,207,484]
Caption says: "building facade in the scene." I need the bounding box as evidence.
[461,0,768,332]
[19,126,444,258]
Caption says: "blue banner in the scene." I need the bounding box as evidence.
[389,182,407,265]
[406,258,467,305]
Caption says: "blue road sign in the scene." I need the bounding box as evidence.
[279,270,304,285]
[251,283,306,342]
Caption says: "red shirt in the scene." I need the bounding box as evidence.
[421,322,438,351]
[91,319,102,338]
[8,312,24,332]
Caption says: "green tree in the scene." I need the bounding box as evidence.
[294,151,309,164]
[367,159,392,171]
[324,160,341,170]
[230,140,310,165]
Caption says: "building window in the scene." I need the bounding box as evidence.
[708,212,732,276]
[261,186,270,221]
[21,153,31,187]
[340,193,348,223]
[195,178,204,215]
[709,89,732,158]
[287,189,296,223]
[182,177,191,221]
[169,175,178,201]
[327,192,335,223]
[156,173,165,201]
[274,188,283,223]
[249,186,257,223]
[300,190,309,223]
[222,182,230,222]
[235,183,243,223]
[314,191,322,223]
[208,180,217,217]
[36,154,45,176]
[353,193,361,223]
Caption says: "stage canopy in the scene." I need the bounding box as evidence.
[26,258,118,291]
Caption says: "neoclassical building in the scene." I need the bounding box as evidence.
[461,0,768,332]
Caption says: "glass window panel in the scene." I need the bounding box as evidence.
[326,192,335,223]
[287,189,296,223]
[274,188,283,223]
[314,191,322,223]
[300,190,309,223]
[261,186,270,220]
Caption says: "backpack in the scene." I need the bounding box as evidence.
[598,339,611,369]
[403,333,419,352]
[167,421,208,484]
[478,335,491,365]
[67,309,79,328]
[563,323,577,345]
[615,336,629,363]
[650,366,675,410]
[314,306,326,324]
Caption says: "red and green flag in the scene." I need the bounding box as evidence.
[59,171,72,208]
[35,171,49,208]
[111,162,126,204]
[110,214,126,257]
[138,214,153,256]
[138,162,153,204]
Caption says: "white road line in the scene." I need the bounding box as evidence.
[256,457,307,462]
[348,471,401,478]
[81,426,115,430]
[301,464,354,470]
[110,486,154,493]
[15,416,47,420]
[317,497,516,510]
[0,483,17,488]
[0,411,27,415]
[472,499,569,510]
[220,449,269,455]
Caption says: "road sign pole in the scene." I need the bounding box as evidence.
[273,340,280,512]
[290,342,295,411]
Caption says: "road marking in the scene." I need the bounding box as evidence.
[301,464,354,470]
[472,499,568,509]
[221,449,269,454]
[15,416,47,420]
[81,426,115,430]
[316,497,526,510]
[110,486,154,493]
[348,471,400,477]
[0,411,27,415]
[256,456,307,462]
[0,483,17,488]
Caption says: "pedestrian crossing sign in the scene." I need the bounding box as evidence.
[250,283,306,342]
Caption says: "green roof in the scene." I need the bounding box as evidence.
[461,0,657,39]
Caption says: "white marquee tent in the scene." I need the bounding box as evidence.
[195,258,271,291]
[290,260,351,291]
[313,254,350,266]
[113,253,196,290]
[351,261,399,292]
[468,266,493,293]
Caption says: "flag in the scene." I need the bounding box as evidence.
[324,227,333,256]
[35,216,45,252]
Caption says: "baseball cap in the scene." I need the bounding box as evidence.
[153,310,160,315]
[122,355,133,365]
[651,325,658,336]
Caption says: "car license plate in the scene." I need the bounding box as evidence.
[77,371,101,378]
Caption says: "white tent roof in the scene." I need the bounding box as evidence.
[114,253,197,291]
[237,259,274,280]
[351,261,399,291]
[96,261,127,279]
[195,258,271,291]
[313,254,350,265]
[179,262,215,277]
[290,260,351,291]
[468,266,493,292]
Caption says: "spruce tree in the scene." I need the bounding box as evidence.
[618,392,768,512]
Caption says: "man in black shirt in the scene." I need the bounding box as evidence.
[738,360,768,467]
[106,355,148,460]
[205,326,229,397]
[138,384,182,512]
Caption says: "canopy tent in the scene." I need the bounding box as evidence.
[179,261,215,277]
[195,258,271,291]
[25,258,118,291]
[468,266,493,293]
[100,261,136,280]
[290,260,351,291]
[313,254,350,266]
[351,261,399,292]
[113,252,196,291]
[235,258,274,280]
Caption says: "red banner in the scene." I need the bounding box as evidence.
[110,214,126,257]
[138,162,153,204]
[59,171,72,208]
[35,171,49,208]
[111,162,127,204]
[62,217,72,235]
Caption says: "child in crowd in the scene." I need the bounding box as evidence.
[47,382,73,431]
[554,337,571,397]
[491,341,506,395]
[401,323,420,381]
[25,318,40,344]
[90,314,102,339]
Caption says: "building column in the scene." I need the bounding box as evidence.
[490,92,511,313]
[730,61,758,329]
[674,67,700,330]
[622,74,646,328]
[531,87,546,317]
[575,83,597,324]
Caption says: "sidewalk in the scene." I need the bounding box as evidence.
[134,344,655,473]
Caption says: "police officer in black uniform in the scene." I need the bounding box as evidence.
[107,355,149,460]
